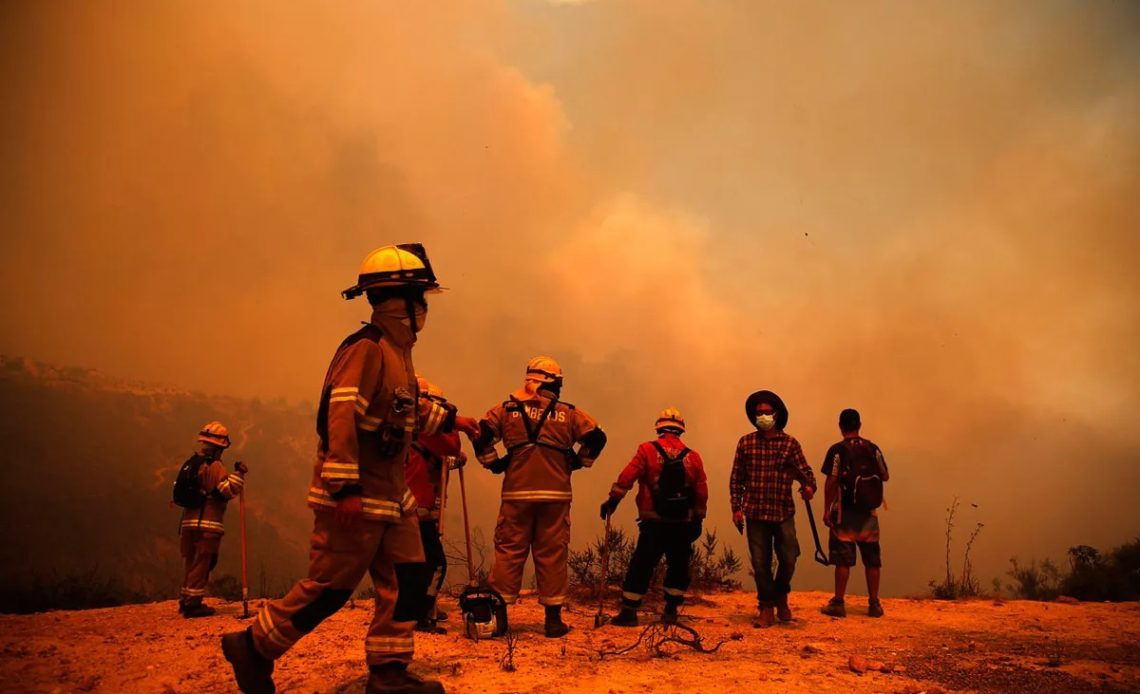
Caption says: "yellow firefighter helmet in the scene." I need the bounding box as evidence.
[524,356,563,384]
[197,421,231,448]
[341,243,442,300]
[655,407,686,433]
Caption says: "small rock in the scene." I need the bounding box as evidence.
[899,685,923,694]
[849,655,868,674]
[803,643,824,655]
[867,660,885,672]
[895,665,907,673]
[1056,596,1079,605]
[967,641,978,651]
[880,662,895,673]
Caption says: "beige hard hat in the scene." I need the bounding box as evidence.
[197,421,231,449]
[341,243,442,300]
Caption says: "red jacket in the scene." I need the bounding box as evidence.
[607,433,708,522]
[405,431,463,519]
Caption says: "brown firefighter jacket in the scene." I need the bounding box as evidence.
[307,316,457,523]
[180,455,244,534]
[474,391,606,503]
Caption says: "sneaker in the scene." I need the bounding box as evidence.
[867,599,884,618]
[775,596,793,623]
[182,603,216,619]
[751,606,776,628]
[221,628,276,694]
[365,663,444,694]
[611,607,639,627]
[820,598,847,618]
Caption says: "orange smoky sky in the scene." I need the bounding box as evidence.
[1,1,1138,594]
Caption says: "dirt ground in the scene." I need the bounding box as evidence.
[1,590,1138,693]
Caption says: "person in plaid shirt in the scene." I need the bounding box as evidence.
[730,389,816,628]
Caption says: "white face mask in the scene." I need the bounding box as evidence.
[755,414,776,431]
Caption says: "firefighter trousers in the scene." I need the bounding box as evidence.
[180,529,221,606]
[416,519,447,621]
[251,511,427,666]
[620,520,693,607]
[490,501,570,606]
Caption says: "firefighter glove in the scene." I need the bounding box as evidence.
[599,497,619,520]
[234,461,249,475]
[488,454,510,474]
[687,518,704,543]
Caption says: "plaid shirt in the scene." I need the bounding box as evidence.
[729,430,816,522]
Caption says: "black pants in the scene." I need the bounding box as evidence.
[418,519,447,620]
[620,520,694,607]
[746,515,800,607]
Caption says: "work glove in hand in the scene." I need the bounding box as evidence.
[599,497,619,520]
[448,451,468,470]
[488,455,510,474]
[687,518,704,543]
[234,461,249,475]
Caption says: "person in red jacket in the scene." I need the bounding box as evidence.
[599,408,708,626]
[404,378,467,633]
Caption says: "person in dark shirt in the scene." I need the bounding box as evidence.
[820,408,889,619]
[729,390,816,628]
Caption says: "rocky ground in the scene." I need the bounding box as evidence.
[1,590,1138,693]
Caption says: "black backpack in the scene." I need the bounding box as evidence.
[172,454,209,509]
[839,438,883,512]
[651,442,693,520]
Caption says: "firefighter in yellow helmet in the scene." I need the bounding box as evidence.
[172,421,247,618]
[222,244,479,694]
[471,356,607,637]
[600,408,708,627]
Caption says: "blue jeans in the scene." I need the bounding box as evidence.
[746,515,800,607]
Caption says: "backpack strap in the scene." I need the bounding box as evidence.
[505,397,560,451]
[650,441,690,463]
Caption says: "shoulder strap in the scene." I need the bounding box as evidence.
[651,441,690,463]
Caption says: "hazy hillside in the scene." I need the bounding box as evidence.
[0,356,318,606]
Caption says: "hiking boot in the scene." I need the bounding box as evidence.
[365,663,443,694]
[611,607,639,627]
[751,606,776,628]
[221,628,275,694]
[414,619,446,635]
[776,596,793,623]
[182,603,216,619]
[867,599,884,618]
[820,598,847,618]
[661,604,679,625]
[543,605,571,638]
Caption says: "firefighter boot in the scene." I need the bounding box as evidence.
[182,602,217,619]
[611,607,639,627]
[365,662,444,694]
[544,605,571,638]
[776,595,793,623]
[221,628,276,694]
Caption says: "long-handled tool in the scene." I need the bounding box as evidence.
[239,474,250,618]
[593,513,612,628]
[803,496,830,566]
[457,466,507,639]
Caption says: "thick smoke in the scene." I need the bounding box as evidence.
[1,1,1137,594]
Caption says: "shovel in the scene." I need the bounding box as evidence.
[238,476,251,618]
[593,513,612,628]
[802,495,830,566]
